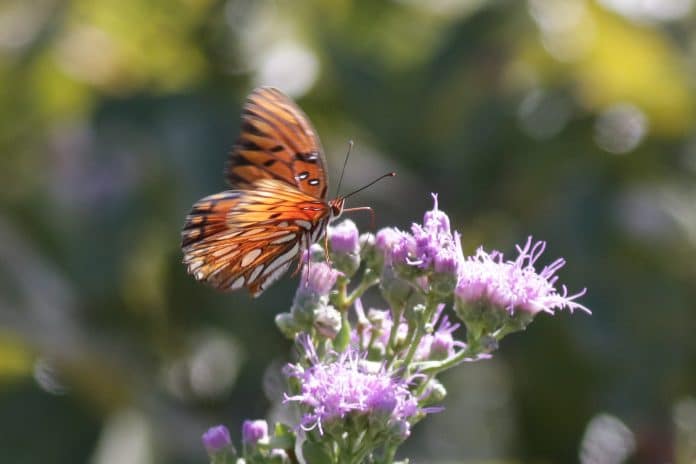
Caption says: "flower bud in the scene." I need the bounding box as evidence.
[306,243,325,263]
[420,379,447,405]
[242,419,268,445]
[359,232,380,269]
[313,304,342,339]
[389,419,411,441]
[327,220,361,277]
[375,228,400,260]
[331,253,360,278]
[329,219,359,254]
[202,425,234,457]
[429,330,454,360]
[291,262,341,326]
[275,312,301,339]
[380,265,414,313]
[367,341,386,359]
[453,297,506,343]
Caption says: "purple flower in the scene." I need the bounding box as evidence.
[242,419,268,445]
[284,336,421,435]
[297,262,341,299]
[456,237,590,315]
[202,425,231,454]
[329,219,359,254]
[375,227,401,256]
[410,194,462,275]
[376,227,420,268]
[414,305,466,361]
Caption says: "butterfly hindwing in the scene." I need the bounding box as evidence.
[226,87,329,200]
[181,179,331,297]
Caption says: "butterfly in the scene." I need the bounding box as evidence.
[181,87,392,297]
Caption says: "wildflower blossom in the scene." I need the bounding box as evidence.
[297,262,341,299]
[389,230,416,267]
[410,194,462,276]
[200,194,590,464]
[284,336,421,436]
[329,219,361,276]
[202,425,232,454]
[417,312,463,361]
[242,419,269,445]
[375,227,402,259]
[456,237,590,315]
[328,219,360,254]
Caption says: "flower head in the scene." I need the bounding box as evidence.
[242,419,268,445]
[410,194,462,275]
[202,425,232,455]
[375,226,420,270]
[284,336,421,436]
[329,219,360,254]
[456,237,590,315]
[296,262,341,299]
[375,227,402,257]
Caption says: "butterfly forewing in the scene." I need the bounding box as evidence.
[226,87,329,200]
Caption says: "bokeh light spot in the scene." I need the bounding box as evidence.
[594,103,648,154]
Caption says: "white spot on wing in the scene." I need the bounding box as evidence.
[271,233,296,244]
[230,276,245,290]
[249,264,264,283]
[241,249,262,267]
[295,220,311,230]
[260,262,291,292]
[266,243,299,273]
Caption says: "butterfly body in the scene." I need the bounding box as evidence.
[181,87,346,297]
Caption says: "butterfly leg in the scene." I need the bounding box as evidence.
[291,232,311,278]
[323,232,331,264]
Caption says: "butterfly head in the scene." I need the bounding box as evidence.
[329,197,346,220]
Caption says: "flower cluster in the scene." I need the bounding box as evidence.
[456,237,589,315]
[284,335,421,440]
[202,194,590,464]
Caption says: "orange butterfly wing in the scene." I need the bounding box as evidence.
[226,87,329,199]
[182,87,333,297]
[182,180,331,296]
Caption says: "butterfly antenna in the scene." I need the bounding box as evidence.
[335,140,353,197]
[342,172,396,200]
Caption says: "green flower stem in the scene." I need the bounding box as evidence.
[416,342,484,377]
[335,276,350,312]
[346,268,380,308]
[385,305,404,369]
[402,295,438,375]
[381,443,398,464]
[335,310,351,352]
[414,372,435,398]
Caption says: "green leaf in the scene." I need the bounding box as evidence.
[302,440,333,464]
[268,423,295,450]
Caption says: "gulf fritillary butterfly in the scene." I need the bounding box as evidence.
[181,87,392,297]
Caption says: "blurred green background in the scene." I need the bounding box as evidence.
[1,0,695,463]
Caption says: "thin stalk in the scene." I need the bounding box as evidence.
[402,296,438,375]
